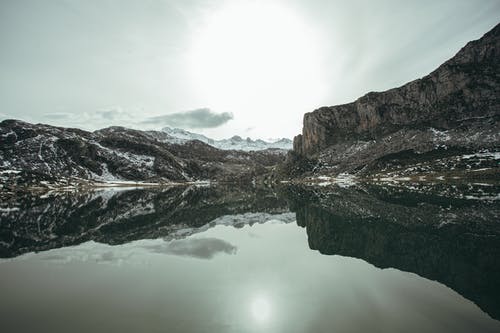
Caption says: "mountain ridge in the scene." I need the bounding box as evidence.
[161,126,292,151]
[0,119,286,193]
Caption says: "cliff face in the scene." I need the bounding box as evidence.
[292,23,500,174]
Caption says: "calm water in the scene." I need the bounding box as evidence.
[1,183,499,333]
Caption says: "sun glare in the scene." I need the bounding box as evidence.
[250,295,272,323]
[188,1,326,136]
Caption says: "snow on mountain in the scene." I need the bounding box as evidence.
[161,127,292,151]
[160,127,215,145]
[0,120,287,190]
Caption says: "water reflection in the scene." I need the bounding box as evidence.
[1,222,499,333]
[1,182,499,329]
[0,185,290,257]
[250,295,272,323]
[284,183,500,320]
[143,237,237,259]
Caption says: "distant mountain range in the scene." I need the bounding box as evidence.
[161,127,292,151]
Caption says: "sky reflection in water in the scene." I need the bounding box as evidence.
[1,220,499,333]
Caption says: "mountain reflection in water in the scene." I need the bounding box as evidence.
[0,182,499,330]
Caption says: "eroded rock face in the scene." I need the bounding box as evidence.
[292,23,500,173]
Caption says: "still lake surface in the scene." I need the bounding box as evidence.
[1,183,499,332]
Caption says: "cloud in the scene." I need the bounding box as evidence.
[94,107,132,121]
[43,112,72,120]
[39,107,135,130]
[142,108,233,129]
[97,110,121,120]
[142,237,237,259]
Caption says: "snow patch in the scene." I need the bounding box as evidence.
[461,152,500,160]
[311,173,357,188]
[0,170,21,174]
[93,163,123,182]
[430,128,451,141]
[0,207,20,212]
[464,194,500,201]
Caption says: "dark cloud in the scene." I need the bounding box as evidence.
[142,108,233,129]
[142,237,237,259]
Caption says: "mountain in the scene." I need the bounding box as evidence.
[160,127,215,145]
[162,126,293,151]
[286,23,500,180]
[0,120,285,193]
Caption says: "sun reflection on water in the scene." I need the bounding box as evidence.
[250,295,272,323]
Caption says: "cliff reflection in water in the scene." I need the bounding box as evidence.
[1,182,499,320]
[285,183,500,321]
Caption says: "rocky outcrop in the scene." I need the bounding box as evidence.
[291,23,500,176]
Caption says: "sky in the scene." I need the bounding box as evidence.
[0,0,499,140]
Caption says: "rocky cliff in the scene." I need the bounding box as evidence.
[291,23,500,177]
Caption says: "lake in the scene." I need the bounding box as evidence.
[1,183,499,333]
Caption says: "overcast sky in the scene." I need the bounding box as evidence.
[0,0,499,139]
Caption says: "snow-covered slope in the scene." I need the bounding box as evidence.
[0,120,287,190]
[160,127,215,145]
[162,127,292,151]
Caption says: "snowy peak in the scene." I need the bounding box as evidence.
[161,127,292,151]
[161,127,214,145]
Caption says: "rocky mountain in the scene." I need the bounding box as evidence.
[0,120,286,192]
[287,23,500,179]
[162,126,292,151]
